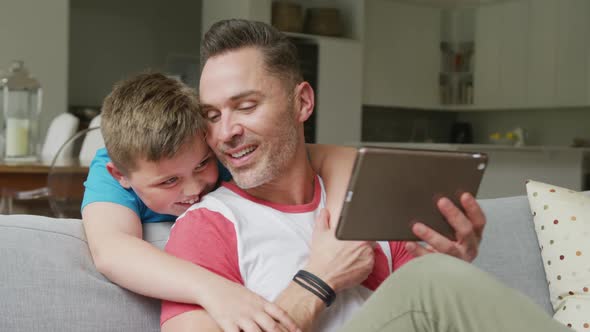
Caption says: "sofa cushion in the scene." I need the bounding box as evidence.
[526,180,590,330]
[474,194,552,314]
[0,214,172,332]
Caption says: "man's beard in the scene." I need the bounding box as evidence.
[222,102,300,189]
[231,120,299,189]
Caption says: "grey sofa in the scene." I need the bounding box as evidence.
[0,194,551,331]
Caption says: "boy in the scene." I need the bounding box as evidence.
[82,72,359,332]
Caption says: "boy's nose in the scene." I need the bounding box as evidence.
[183,177,206,197]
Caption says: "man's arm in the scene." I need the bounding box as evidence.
[83,203,297,332]
[307,144,356,220]
[273,210,375,331]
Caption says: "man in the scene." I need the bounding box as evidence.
[161,19,568,332]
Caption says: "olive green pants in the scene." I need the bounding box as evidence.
[340,254,568,332]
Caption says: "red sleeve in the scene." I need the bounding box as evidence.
[160,208,243,326]
[389,241,415,271]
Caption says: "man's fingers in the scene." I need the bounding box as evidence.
[437,197,475,242]
[264,303,300,332]
[405,241,432,257]
[460,192,486,240]
[218,322,240,332]
[237,319,262,332]
[412,223,457,255]
[253,312,285,332]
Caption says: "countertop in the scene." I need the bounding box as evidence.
[359,142,590,153]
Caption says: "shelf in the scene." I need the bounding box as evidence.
[440,71,473,76]
[282,31,360,44]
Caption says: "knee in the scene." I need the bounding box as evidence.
[385,253,481,290]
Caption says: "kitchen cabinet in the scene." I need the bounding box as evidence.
[524,0,590,108]
[201,0,363,145]
[527,0,557,107]
[476,0,590,109]
[363,0,440,108]
[554,0,590,107]
[474,1,528,108]
[364,0,590,110]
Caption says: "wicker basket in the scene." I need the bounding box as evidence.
[272,1,304,33]
[304,7,343,37]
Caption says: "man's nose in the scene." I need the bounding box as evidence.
[218,113,243,143]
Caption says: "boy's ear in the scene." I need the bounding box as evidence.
[294,81,314,123]
[106,162,132,189]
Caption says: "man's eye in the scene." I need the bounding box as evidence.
[206,111,220,122]
[238,102,256,110]
[161,177,178,185]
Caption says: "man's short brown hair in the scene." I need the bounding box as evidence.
[201,19,303,90]
[100,72,204,174]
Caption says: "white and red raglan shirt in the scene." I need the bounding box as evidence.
[161,175,414,331]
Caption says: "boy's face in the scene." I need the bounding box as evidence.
[115,133,219,216]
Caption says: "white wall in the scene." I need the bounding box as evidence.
[69,0,202,107]
[0,0,69,139]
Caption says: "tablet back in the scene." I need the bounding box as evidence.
[335,147,487,241]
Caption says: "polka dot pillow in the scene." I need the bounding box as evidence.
[526,180,590,330]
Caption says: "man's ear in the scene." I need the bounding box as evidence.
[294,81,315,123]
[106,161,132,189]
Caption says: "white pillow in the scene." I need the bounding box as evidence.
[526,180,590,330]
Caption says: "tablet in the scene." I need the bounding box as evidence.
[335,146,488,241]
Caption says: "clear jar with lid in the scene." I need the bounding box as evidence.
[1,60,42,162]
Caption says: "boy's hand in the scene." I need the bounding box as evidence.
[305,209,375,292]
[202,278,300,332]
[405,192,486,262]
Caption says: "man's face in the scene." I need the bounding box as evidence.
[116,133,219,216]
[199,47,301,189]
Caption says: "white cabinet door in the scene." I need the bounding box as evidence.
[315,39,363,145]
[528,0,590,108]
[555,0,590,107]
[363,0,440,108]
[474,5,502,107]
[528,0,557,107]
[474,2,528,108]
[499,1,528,107]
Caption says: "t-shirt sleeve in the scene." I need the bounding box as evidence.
[389,241,415,271]
[160,208,243,326]
[81,148,140,216]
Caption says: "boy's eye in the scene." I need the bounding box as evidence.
[161,177,178,185]
[195,158,210,171]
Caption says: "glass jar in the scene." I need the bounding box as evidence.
[1,60,42,162]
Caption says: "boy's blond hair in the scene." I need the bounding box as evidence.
[100,72,204,174]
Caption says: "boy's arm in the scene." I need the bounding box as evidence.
[307,144,356,220]
[83,202,206,302]
[162,310,222,332]
[161,209,374,332]
[83,203,297,332]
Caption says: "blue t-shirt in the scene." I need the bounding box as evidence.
[81,148,231,223]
